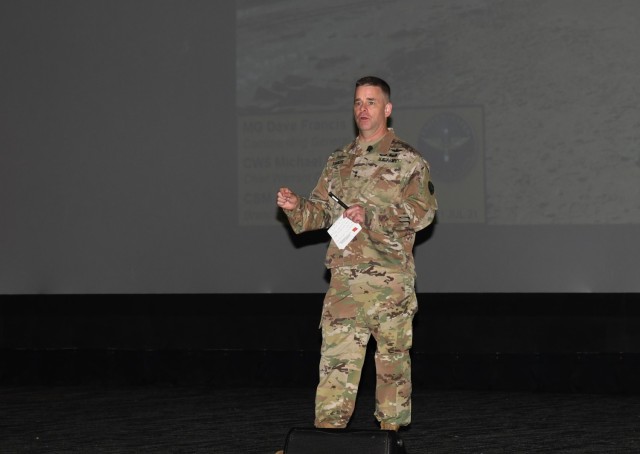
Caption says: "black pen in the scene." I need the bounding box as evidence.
[328,192,349,210]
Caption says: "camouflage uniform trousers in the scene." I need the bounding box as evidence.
[314,265,418,429]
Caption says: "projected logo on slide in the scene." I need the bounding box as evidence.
[393,106,485,224]
[418,112,476,183]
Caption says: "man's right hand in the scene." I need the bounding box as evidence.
[276,187,299,210]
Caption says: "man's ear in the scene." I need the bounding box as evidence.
[385,102,392,117]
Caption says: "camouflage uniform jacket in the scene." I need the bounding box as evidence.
[284,129,438,276]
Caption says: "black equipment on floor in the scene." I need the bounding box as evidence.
[283,427,406,454]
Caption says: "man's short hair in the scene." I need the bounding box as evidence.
[355,76,391,101]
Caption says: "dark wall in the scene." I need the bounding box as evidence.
[2,293,640,392]
[3,293,640,352]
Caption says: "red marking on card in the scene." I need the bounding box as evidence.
[352,227,359,232]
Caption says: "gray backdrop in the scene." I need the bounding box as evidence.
[2,0,638,293]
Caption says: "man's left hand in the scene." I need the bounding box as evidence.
[344,205,365,224]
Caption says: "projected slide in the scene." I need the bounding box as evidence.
[1,1,638,294]
[237,0,640,226]
[236,0,640,293]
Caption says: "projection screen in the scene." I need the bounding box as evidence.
[1,0,638,293]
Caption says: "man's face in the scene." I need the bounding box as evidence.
[353,84,392,140]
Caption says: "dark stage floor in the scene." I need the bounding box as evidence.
[2,385,640,453]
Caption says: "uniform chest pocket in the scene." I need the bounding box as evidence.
[361,166,403,206]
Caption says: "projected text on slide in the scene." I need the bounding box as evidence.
[238,106,485,226]
[238,112,352,226]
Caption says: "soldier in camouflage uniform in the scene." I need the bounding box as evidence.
[276,76,437,431]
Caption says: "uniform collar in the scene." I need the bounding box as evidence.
[355,128,395,155]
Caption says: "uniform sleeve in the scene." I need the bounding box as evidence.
[283,164,334,234]
[366,158,438,234]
